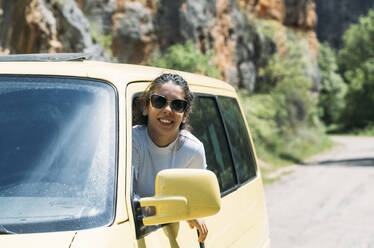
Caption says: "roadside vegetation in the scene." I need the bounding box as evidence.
[243,21,333,182]
[336,9,374,132]
[318,9,374,137]
[146,9,374,183]
[147,40,221,79]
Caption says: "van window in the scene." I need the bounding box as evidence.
[217,96,257,182]
[0,76,117,234]
[189,96,236,192]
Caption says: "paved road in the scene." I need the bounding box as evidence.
[265,136,374,248]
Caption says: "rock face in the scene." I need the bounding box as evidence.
[76,0,116,35]
[112,1,155,64]
[314,0,374,49]
[283,0,317,29]
[0,0,58,53]
[0,0,319,90]
[0,0,108,59]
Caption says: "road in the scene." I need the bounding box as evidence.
[265,136,374,248]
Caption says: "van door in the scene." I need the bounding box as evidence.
[126,83,201,248]
[188,95,269,248]
[126,84,268,247]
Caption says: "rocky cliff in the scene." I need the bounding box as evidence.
[315,0,374,49]
[0,0,318,90]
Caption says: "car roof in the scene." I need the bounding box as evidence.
[0,54,234,91]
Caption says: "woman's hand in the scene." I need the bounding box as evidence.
[187,218,208,243]
[143,206,156,216]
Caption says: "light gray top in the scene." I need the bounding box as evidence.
[132,125,207,197]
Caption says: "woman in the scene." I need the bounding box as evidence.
[132,73,208,243]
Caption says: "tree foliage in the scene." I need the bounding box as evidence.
[243,31,327,164]
[147,40,221,79]
[338,9,374,128]
[258,36,319,133]
[318,42,346,124]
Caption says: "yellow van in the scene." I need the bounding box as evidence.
[0,54,270,248]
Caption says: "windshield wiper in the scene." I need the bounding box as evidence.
[0,225,15,234]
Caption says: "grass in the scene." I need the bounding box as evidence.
[258,134,333,185]
[238,91,334,184]
[261,169,294,185]
[353,126,374,136]
[327,124,374,137]
[258,122,373,184]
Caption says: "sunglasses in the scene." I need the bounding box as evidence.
[150,94,188,113]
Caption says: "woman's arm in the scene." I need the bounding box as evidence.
[187,218,208,243]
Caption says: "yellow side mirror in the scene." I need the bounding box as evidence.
[140,169,221,226]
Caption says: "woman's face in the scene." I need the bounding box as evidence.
[143,81,187,146]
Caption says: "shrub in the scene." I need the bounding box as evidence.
[258,35,319,132]
[338,9,374,128]
[239,91,330,166]
[241,26,329,166]
[338,10,374,73]
[317,42,346,125]
[147,40,221,79]
[90,23,113,56]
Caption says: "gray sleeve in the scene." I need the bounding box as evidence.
[187,142,207,169]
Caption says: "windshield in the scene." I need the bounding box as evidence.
[0,76,117,234]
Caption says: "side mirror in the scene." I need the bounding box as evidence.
[139,169,221,226]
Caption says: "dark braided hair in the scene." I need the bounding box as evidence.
[132,73,193,130]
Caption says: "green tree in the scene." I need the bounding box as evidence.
[338,10,374,73]
[338,9,374,128]
[258,38,319,132]
[318,42,346,124]
[147,40,221,79]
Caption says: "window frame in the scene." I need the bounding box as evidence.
[190,94,239,195]
[216,95,258,184]
[192,93,258,197]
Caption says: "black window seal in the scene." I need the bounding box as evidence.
[216,95,259,185]
[193,93,239,192]
[194,93,260,196]
[212,95,241,184]
[194,94,240,182]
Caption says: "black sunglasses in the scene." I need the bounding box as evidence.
[150,94,188,113]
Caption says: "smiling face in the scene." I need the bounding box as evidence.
[143,81,187,147]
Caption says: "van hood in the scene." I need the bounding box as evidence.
[0,231,76,248]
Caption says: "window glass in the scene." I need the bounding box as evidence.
[217,96,257,182]
[189,96,236,192]
[0,76,117,234]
